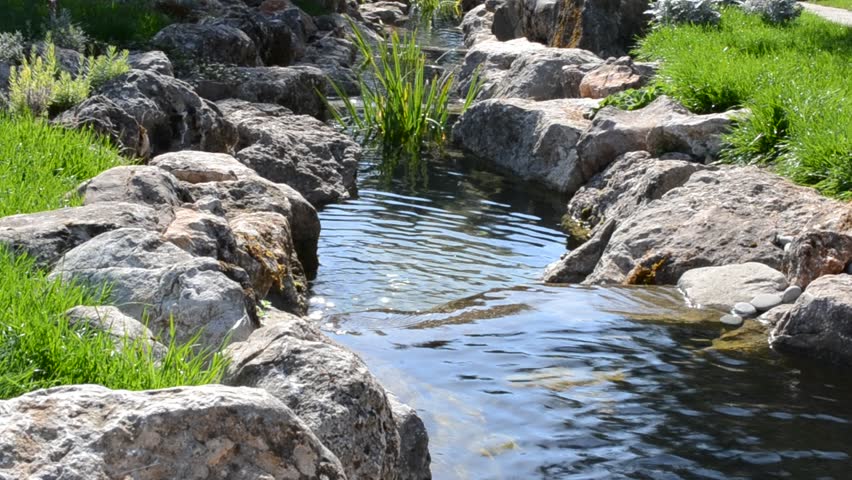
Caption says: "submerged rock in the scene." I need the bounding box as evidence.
[0,384,346,479]
[677,262,787,312]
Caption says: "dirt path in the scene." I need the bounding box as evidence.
[800,2,852,26]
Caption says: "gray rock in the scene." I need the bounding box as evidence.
[219,99,360,206]
[782,285,802,304]
[462,4,496,48]
[127,50,174,76]
[847,263,852,274]
[190,65,326,118]
[53,95,151,159]
[457,38,548,99]
[50,228,256,348]
[492,0,524,40]
[677,262,787,312]
[99,69,238,156]
[76,166,188,208]
[361,1,409,26]
[575,56,654,99]
[771,274,852,366]
[543,219,616,283]
[388,394,432,480]
[453,97,600,193]
[750,293,783,312]
[153,22,262,67]
[300,36,359,95]
[151,150,258,183]
[211,6,298,66]
[0,202,168,268]
[0,384,346,479]
[720,314,744,327]
[782,230,852,289]
[224,314,407,480]
[733,302,757,318]
[759,304,794,327]
[65,305,167,358]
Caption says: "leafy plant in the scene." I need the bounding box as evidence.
[46,8,89,52]
[740,0,803,24]
[325,23,481,180]
[86,45,130,90]
[645,0,722,26]
[599,85,666,111]
[0,31,25,64]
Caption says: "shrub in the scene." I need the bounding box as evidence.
[645,0,722,26]
[46,8,89,52]
[740,0,803,24]
[86,46,130,90]
[599,85,666,111]
[0,31,25,64]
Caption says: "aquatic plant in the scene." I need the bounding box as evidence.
[325,23,481,181]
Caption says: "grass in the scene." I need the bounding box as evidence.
[0,116,228,399]
[325,24,480,181]
[636,8,852,198]
[0,0,172,46]
[809,0,852,10]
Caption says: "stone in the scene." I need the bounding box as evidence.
[750,293,783,312]
[388,395,432,480]
[224,314,407,480]
[361,1,410,26]
[53,95,151,159]
[759,304,794,327]
[0,202,168,268]
[127,50,174,76]
[190,65,326,118]
[577,96,739,166]
[76,166,188,208]
[577,167,845,285]
[151,150,258,183]
[162,207,240,261]
[462,4,496,48]
[211,6,298,66]
[0,384,346,479]
[457,38,546,99]
[490,48,603,101]
[65,305,167,358]
[782,285,802,304]
[300,36,359,95]
[153,0,229,19]
[782,230,852,289]
[771,274,852,366]
[153,22,261,67]
[98,69,238,155]
[677,262,787,311]
[453,97,600,193]
[219,99,360,206]
[577,56,653,99]
[50,228,256,348]
[543,219,616,283]
[720,314,744,327]
[733,302,757,318]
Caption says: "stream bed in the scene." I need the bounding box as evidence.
[308,155,852,479]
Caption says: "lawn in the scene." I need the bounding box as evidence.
[0,116,227,399]
[636,8,852,199]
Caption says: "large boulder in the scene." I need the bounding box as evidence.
[65,305,168,358]
[361,1,410,27]
[677,262,788,312]
[127,50,174,76]
[210,6,298,66]
[771,274,852,366]
[453,97,600,193]
[98,70,238,155]
[153,22,262,67]
[388,394,432,480]
[76,166,189,208]
[457,38,546,98]
[0,384,346,479]
[0,202,168,268]
[572,56,655,99]
[53,95,151,159]
[224,313,409,480]
[49,228,256,348]
[150,149,258,183]
[219,99,360,207]
[782,230,852,288]
[462,4,496,48]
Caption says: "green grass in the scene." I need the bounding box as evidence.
[0,0,172,46]
[809,0,852,10]
[0,117,228,399]
[636,8,852,198]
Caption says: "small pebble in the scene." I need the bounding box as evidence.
[720,314,744,327]
[733,302,757,318]
[782,286,802,304]
[750,293,783,312]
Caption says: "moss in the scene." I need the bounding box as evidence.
[560,214,592,249]
[624,256,668,285]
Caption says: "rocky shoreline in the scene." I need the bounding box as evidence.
[0,0,850,477]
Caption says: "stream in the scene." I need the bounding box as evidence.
[308,19,852,480]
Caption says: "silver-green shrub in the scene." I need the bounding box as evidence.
[741,0,802,24]
[646,0,722,26]
[0,31,25,64]
[47,9,89,52]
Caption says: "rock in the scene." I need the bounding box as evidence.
[153,0,229,20]
[782,285,802,304]
[677,262,787,312]
[733,302,757,318]
[543,219,616,283]
[153,22,262,67]
[750,293,783,312]
[211,6,298,66]
[490,48,603,101]
[771,274,852,366]
[453,97,600,193]
[151,150,258,183]
[53,95,151,159]
[576,56,653,99]
[300,36,359,95]
[98,70,238,155]
[579,167,845,285]
[50,228,256,348]
[720,314,743,327]
[361,1,409,26]
[457,38,546,99]
[759,304,794,327]
[65,305,167,358]
[127,50,174,76]
[76,166,189,208]
[491,0,524,41]
[782,230,852,289]
[190,65,326,118]
[462,4,496,48]
[230,212,308,314]
[218,99,360,206]
[162,206,240,261]
[578,96,739,166]
[388,394,432,480]
[224,315,404,480]
[0,202,168,268]
[0,384,346,479]
[185,176,321,278]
